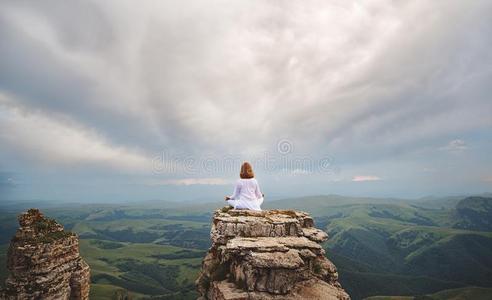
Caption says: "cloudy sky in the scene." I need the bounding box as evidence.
[1,0,491,203]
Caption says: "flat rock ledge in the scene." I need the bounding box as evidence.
[196,207,350,300]
[0,209,90,300]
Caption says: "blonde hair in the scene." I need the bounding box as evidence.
[240,162,254,179]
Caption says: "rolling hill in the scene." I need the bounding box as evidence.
[0,195,491,299]
[452,196,492,231]
[265,195,492,299]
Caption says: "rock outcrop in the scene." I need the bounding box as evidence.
[196,207,350,300]
[0,209,90,300]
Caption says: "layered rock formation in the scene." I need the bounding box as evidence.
[0,209,90,300]
[196,207,350,300]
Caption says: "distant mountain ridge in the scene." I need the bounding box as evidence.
[453,196,492,231]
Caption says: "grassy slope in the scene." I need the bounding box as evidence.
[0,244,7,287]
[80,239,200,299]
[364,286,492,300]
[80,239,203,283]
[339,270,464,300]
[364,297,413,300]
[427,287,492,300]
[90,284,147,300]
[266,196,492,299]
[74,214,207,299]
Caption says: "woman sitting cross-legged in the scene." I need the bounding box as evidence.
[225,162,264,211]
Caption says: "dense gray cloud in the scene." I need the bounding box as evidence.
[1,0,491,201]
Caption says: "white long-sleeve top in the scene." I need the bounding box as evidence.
[227,178,264,211]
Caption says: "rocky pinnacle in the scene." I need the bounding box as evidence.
[196,207,350,300]
[0,209,90,300]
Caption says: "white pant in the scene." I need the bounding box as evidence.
[227,197,264,211]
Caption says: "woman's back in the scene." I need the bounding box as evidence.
[234,178,262,201]
[225,162,264,211]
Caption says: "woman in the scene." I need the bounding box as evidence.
[225,162,264,211]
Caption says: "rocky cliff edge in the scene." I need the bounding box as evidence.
[196,207,350,300]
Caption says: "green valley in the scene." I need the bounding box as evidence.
[0,195,491,299]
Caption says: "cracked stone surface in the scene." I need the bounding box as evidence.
[196,207,350,300]
[0,209,90,300]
